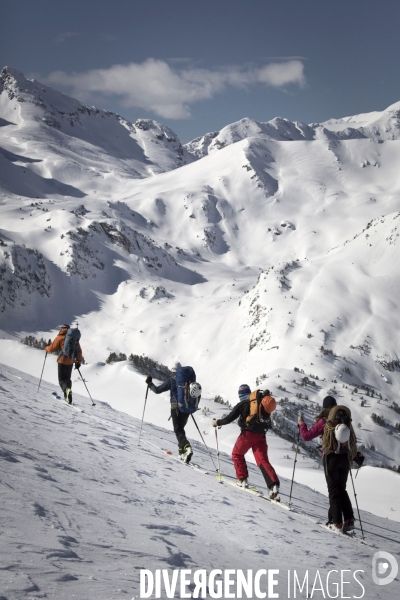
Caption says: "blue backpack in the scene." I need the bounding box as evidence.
[62,327,81,359]
[175,366,199,413]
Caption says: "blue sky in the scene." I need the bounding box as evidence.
[2,0,400,142]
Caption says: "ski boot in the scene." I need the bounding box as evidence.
[343,518,355,533]
[269,484,280,499]
[327,522,343,533]
[181,444,193,464]
[236,478,249,489]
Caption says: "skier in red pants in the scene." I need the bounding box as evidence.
[212,384,280,499]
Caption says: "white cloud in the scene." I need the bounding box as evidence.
[44,58,306,119]
[257,61,306,87]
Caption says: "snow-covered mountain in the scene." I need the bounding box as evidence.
[1,66,400,475]
[184,101,400,159]
[0,66,191,195]
[1,363,399,599]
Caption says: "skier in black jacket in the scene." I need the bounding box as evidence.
[145,361,193,463]
[212,384,280,498]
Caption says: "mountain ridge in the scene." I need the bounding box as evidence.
[184,102,400,159]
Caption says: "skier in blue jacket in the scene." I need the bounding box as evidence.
[146,361,193,463]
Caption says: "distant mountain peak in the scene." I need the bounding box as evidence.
[0,66,189,182]
[184,100,400,159]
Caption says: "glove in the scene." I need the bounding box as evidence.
[354,452,365,468]
[145,375,152,385]
[212,418,219,427]
[74,362,81,370]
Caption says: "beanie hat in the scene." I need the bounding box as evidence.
[322,395,337,409]
[238,384,251,399]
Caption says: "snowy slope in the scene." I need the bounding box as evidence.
[1,66,400,479]
[2,340,400,526]
[1,363,400,600]
[321,100,400,139]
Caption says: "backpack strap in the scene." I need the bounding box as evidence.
[57,331,67,357]
[246,390,260,425]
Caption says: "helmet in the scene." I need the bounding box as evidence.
[335,423,350,444]
[189,382,202,398]
[261,395,276,414]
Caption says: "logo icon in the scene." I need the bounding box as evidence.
[372,551,398,586]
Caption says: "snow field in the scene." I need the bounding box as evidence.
[1,343,400,524]
[1,363,400,600]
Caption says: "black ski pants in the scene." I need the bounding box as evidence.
[171,408,190,449]
[324,453,354,525]
[58,363,73,395]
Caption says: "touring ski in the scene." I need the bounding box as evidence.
[217,475,290,510]
[52,391,84,413]
[162,449,210,474]
[314,521,375,547]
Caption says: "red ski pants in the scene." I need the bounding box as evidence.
[232,431,279,489]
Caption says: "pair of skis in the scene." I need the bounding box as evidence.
[51,391,84,413]
[162,449,210,474]
[216,474,290,510]
[313,521,375,547]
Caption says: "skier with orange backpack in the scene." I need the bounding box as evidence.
[45,324,82,404]
[212,384,280,498]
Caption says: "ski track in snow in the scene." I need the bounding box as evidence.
[1,363,399,599]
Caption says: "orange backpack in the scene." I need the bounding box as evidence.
[244,390,277,431]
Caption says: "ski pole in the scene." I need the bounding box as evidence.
[191,414,218,470]
[138,385,149,446]
[77,367,96,406]
[288,427,301,508]
[215,427,222,481]
[37,351,48,392]
[349,458,365,539]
